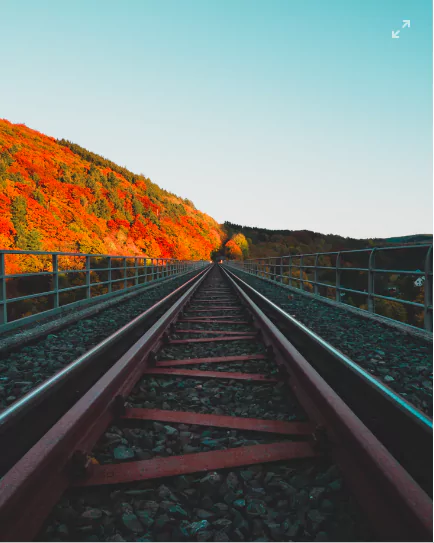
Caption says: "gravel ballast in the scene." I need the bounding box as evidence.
[0,271,199,410]
[40,461,371,542]
[226,268,433,416]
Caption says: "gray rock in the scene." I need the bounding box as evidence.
[136,510,154,528]
[81,508,103,520]
[197,531,213,542]
[153,422,165,432]
[113,446,135,461]
[196,509,215,520]
[213,530,231,541]
[175,475,190,491]
[233,511,249,532]
[212,503,229,516]
[154,514,172,530]
[122,513,144,533]
[189,520,210,535]
[135,450,153,460]
[164,425,178,436]
[168,504,188,518]
[240,470,253,481]
[224,490,237,505]
[213,518,233,530]
[247,501,267,517]
[226,472,239,489]
[308,509,326,528]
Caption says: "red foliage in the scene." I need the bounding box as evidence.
[0,119,223,269]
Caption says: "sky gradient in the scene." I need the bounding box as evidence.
[1,0,432,238]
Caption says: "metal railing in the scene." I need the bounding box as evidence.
[226,244,433,331]
[0,249,208,331]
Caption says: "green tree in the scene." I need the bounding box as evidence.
[11,196,27,230]
[22,230,43,250]
[32,189,45,206]
[132,197,145,216]
[90,198,111,220]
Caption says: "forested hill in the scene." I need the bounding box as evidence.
[222,222,432,259]
[0,119,224,261]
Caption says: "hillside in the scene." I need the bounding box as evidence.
[0,120,224,265]
[221,222,433,260]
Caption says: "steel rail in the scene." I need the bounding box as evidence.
[0,264,214,541]
[222,265,433,494]
[0,265,211,475]
[220,266,432,542]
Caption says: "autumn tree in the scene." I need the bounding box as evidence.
[232,233,249,259]
[225,239,243,260]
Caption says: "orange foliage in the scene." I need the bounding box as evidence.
[0,119,224,271]
[225,239,243,260]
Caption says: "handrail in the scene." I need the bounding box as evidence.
[226,243,433,331]
[0,249,208,330]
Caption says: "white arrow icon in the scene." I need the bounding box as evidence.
[402,20,410,28]
[392,30,400,38]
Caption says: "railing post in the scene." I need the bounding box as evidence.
[52,254,59,308]
[300,256,304,291]
[144,258,148,283]
[424,246,433,331]
[368,249,376,312]
[123,257,127,290]
[336,253,341,303]
[289,256,292,287]
[85,256,91,299]
[0,252,7,325]
[279,257,283,282]
[135,258,139,286]
[108,257,112,293]
[314,254,319,295]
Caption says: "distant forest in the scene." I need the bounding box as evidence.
[217,222,432,329]
[221,222,432,259]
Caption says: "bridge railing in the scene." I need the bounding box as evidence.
[226,244,433,331]
[0,249,208,331]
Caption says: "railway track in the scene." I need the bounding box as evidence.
[0,265,431,542]
[222,266,433,496]
[0,268,207,475]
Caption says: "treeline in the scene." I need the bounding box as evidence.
[220,222,432,328]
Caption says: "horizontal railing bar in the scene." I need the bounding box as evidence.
[3,266,191,279]
[6,290,57,303]
[2,271,54,279]
[242,244,432,263]
[0,249,184,259]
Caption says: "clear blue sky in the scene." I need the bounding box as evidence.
[1,0,432,238]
